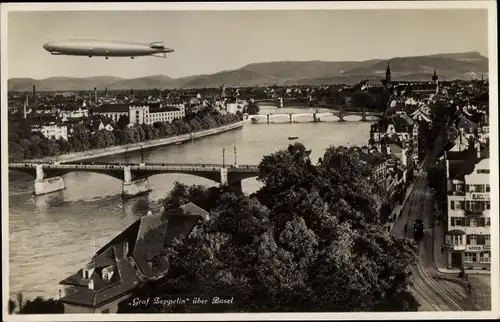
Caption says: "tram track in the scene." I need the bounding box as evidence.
[394,171,465,311]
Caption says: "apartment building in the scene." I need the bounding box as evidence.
[31,122,68,141]
[445,143,490,270]
[93,101,186,126]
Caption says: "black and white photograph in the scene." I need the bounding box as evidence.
[1,1,498,320]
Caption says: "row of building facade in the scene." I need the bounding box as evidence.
[444,112,491,270]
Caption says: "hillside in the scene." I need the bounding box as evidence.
[106,74,181,90]
[8,52,488,91]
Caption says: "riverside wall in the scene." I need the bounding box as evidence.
[28,121,245,164]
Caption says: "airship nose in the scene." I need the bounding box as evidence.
[165,48,175,53]
[43,42,54,51]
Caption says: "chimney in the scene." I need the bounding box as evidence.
[94,87,97,103]
[32,85,36,99]
[105,86,108,97]
[476,141,481,159]
[361,146,369,154]
[89,90,92,104]
[24,93,28,119]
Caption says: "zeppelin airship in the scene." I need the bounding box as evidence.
[42,39,174,59]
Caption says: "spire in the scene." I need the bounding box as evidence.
[432,69,438,83]
[385,60,391,89]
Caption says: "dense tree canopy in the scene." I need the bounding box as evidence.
[245,102,260,115]
[8,109,242,162]
[121,143,419,313]
[18,297,64,314]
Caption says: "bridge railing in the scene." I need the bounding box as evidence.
[8,162,260,171]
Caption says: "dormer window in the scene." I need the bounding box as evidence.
[102,266,115,282]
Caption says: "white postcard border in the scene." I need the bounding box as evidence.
[1,1,498,321]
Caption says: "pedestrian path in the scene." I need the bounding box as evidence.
[387,177,417,235]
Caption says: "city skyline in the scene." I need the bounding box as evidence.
[7,9,488,80]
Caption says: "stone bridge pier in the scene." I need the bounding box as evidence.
[123,166,151,197]
[220,168,246,194]
[33,165,66,195]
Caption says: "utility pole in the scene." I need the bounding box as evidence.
[222,148,225,168]
[234,146,237,165]
[125,147,129,164]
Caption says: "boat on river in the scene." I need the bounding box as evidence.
[251,117,259,123]
[288,136,298,140]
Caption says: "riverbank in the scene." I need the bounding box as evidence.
[26,121,245,163]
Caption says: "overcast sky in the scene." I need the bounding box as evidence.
[7,9,489,80]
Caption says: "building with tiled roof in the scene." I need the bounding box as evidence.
[59,203,209,313]
[370,115,414,143]
[445,142,491,271]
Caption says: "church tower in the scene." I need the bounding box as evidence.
[432,69,439,84]
[385,61,392,89]
[220,84,226,98]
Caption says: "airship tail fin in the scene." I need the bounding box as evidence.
[149,41,165,49]
[150,52,167,58]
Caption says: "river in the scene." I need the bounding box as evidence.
[8,106,375,300]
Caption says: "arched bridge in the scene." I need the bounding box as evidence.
[254,97,311,108]
[8,162,260,197]
[251,109,383,123]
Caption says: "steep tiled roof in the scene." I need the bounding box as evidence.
[59,203,209,309]
[93,104,130,113]
[447,145,488,181]
[391,116,413,133]
[456,116,478,131]
[354,149,386,166]
[59,244,138,308]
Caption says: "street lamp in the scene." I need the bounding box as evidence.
[234,146,237,166]
[222,148,225,168]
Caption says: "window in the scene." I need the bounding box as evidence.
[467,234,478,245]
[467,218,477,227]
[486,218,491,226]
[451,235,463,245]
[486,184,490,192]
[451,217,465,226]
[476,235,488,245]
[480,252,490,263]
[477,217,486,227]
[464,252,477,263]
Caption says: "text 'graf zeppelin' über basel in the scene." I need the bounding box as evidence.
[42,39,175,59]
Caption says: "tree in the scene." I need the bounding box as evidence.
[161,182,223,212]
[246,102,260,115]
[117,114,130,129]
[18,297,64,314]
[121,143,419,313]
[9,110,242,161]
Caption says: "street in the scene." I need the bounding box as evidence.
[391,170,489,311]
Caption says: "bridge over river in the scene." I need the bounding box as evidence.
[251,109,383,123]
[8,162,260,197]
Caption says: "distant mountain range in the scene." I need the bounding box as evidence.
[8,52,488,92]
